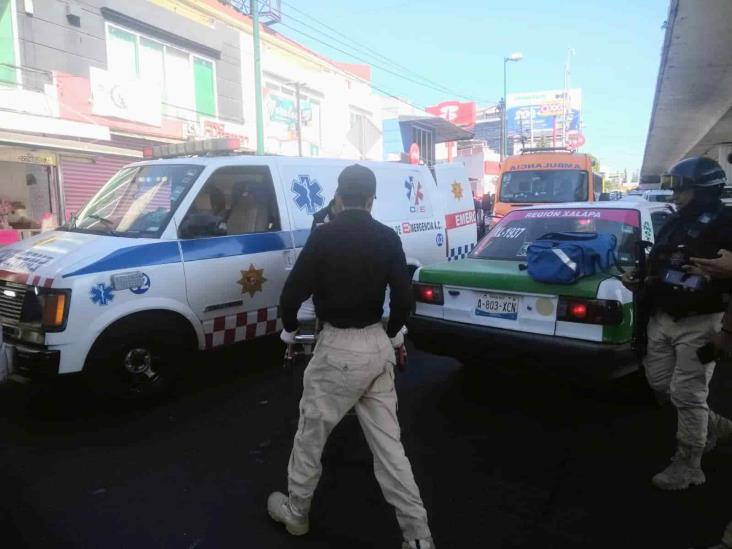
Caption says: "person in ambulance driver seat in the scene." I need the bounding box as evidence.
[621,156,732,492]
[268,164,434,549]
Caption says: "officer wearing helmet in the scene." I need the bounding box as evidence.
[623,156,732,491]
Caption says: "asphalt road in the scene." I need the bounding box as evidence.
[0,337,730,549]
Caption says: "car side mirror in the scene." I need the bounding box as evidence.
[179,213,226,239]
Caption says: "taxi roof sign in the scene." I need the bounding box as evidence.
[143,138,247,159]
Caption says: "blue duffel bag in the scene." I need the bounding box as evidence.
[526,232,620,284]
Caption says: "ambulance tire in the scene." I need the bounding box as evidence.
[84,312,196,400]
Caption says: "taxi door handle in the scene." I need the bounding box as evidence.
[448,290,460,297]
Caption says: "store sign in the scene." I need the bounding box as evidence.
[182,118,250,147]
[90,67,162,126]
[0,148,56,166]
[265,91,313,127]
[0,86,59,118]
[506,88,582,136]
[425,101,476,129]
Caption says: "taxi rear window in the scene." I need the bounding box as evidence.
[472,208,641,266]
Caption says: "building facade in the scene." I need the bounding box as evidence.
[0,0,382,239]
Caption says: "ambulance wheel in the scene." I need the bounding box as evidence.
[84,313,195,400]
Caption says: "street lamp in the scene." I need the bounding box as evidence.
[502,52,523,161]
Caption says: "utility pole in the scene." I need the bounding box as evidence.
[562,48,574,148]
[499,98,505,161]
[502,59,507,160]
[252,0,264,155]
[294,82,302,157]
[286,81,304,156]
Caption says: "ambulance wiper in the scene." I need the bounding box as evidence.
[87,214,115,228]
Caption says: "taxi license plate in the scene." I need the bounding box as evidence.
[475,293,519,320]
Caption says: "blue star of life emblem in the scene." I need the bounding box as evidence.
[291,175,324,215]
[405,176,414,200]
[90,283,114,306]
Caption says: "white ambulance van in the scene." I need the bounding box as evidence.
[0,139,476,397]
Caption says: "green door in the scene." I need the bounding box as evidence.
[0,0,17,85]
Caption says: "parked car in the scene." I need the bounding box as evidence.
[642,189,674,204]
[408,200,676,378]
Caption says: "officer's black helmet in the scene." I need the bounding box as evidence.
[661,156,727,191]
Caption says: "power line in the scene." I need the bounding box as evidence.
[249,1,424,111]
[273,0,493,103]
[277,0,486,101]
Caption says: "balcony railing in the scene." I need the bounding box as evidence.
[0,63,53,93]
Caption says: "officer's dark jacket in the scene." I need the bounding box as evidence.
[281,209,412,338]
[648,200,732,316]
[311,201,336,230]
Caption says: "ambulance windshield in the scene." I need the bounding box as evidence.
[68,164,204,237]
[471,207,641,266]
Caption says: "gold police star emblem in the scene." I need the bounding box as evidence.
[451,181,464,200]
[238,264,267,297]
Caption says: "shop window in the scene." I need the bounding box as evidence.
[0,159,58,237]
[194,58,216,117]
[0,0,18,86]
[105,24,217,117]
[180,166,281,239]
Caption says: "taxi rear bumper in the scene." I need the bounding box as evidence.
[407,314,638,378]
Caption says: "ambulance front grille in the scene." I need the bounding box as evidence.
[0,281,28,325]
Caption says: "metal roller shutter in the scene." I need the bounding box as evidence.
[59,155,133,219]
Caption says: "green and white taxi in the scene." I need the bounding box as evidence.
[408,201,675,376]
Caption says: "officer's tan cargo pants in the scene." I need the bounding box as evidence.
[287,322,431,540]
[644,311,723,448]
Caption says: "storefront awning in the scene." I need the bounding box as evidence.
[0,130,142,159]
[398,116,474,143]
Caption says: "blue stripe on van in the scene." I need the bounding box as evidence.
[63,232,298,277]
[292,229,311,248]
[63,241,182,278]
[179,232,290,262]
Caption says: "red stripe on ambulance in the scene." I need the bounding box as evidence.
[445,209,477,230]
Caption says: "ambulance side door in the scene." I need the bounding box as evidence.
[370,164,441,269]
[274,159,343,256]
[433,163,478,261]
[177,163,294,349]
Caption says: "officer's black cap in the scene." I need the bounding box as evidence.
[337,164,377,200]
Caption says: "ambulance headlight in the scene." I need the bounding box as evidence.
[21,288,71,331]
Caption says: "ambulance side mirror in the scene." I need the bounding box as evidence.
[481,195,492,211]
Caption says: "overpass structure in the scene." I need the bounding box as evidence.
[641,0,732,187]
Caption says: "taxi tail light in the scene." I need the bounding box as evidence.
[413,283,444,305]
[557,297,623,325]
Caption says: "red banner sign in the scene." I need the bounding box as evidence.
[425,101,476,129]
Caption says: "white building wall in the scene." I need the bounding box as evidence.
[239,30,382,160]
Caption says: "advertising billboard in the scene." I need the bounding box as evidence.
[425,101,476,129]
[506,88,581,138]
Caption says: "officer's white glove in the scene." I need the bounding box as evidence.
[280,329,297,345]
[389,326,407,348]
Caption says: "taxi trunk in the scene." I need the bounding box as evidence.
[414,258,630,342]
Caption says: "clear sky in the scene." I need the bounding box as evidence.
[279,0,669,175]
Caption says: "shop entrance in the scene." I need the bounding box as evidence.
[0,148,61,244]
